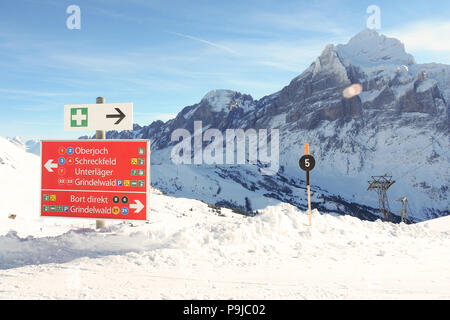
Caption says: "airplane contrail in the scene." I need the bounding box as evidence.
[165,30,238,55]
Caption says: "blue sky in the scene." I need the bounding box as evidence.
[1,0,449,140]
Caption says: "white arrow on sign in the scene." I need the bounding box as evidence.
[130,200,144,213]
[44,159,58,172]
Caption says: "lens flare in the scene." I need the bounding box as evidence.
[343,83,363,99]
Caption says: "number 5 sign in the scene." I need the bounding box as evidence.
[299,155,315,172]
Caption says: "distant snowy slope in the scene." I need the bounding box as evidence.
[25,139,41,155]
[6,136,40,155]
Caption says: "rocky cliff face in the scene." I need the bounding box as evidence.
[106,29,449,222]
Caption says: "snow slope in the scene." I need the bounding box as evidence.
[419,215,450,233]
[0,137,449,299]
[0,137,41,227]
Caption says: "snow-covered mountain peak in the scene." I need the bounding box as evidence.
[6,136,40,155]
[200,89,254,113]
[7,136,25,149]
[201,89,238,112]
[311,44,350,84]
[336,29,416,68]
[0,136,38,173]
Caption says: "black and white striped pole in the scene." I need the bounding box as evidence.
[299,144,315,226]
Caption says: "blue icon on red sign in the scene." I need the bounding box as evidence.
[121,207,129,215]
[67,147,74,155]
[58,157,66,165]
[64,206,69,212]
[117,180,123,187]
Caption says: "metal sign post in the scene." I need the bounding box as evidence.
[58,97,140,230]
[299,144,315,226]
[96,97,107,229]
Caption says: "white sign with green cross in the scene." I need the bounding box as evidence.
[64,103,133,131]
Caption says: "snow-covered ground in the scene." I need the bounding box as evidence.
[0,137,449,299]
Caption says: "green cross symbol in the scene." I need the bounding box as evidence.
[71,108,88,127]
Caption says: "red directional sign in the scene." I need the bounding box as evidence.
[40,140,150,220]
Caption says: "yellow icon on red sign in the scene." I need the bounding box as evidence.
[50,195,56,201]
[112,206,120,215]
[124,180,130,187]
[131,158,138,165]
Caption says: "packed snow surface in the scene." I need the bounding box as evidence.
[0,138,449,299]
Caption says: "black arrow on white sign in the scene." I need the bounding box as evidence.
[106,107,126,125]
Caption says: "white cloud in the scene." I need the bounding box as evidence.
[48,54,137,73]
[134,112,177,124]
[251,11,346,35]
[0,88,82,97]
[220,39,335,73]
[13,106,51,112]
[388,21,450,52]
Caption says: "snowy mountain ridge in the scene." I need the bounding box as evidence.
[99,29,449,222]
[6,136,40,156]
